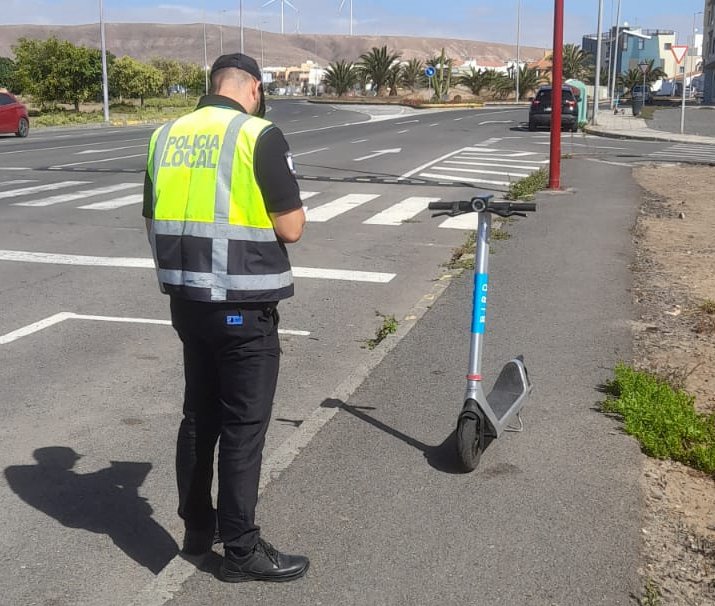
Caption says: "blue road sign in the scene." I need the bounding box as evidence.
[425,66,436,78]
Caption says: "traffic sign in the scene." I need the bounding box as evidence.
[670,45,688,65]
[424,66,436,78]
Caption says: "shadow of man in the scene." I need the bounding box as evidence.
[5,447,178,574]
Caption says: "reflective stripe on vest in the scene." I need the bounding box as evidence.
[147,107,293,302]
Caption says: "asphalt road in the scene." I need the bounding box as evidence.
[0,99,704,605]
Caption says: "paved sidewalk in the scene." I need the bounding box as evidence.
[586,109,715,144]
[166,159,646,605]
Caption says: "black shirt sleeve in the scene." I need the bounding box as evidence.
[253,125,302,214]
[142,170,153,219]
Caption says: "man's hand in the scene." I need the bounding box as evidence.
[270,207,305,243]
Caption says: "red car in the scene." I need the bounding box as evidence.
[0,90,29,137]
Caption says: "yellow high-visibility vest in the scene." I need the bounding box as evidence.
[146,106,293,302]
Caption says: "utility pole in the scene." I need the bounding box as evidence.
[203,20,209,94]
[592,0,604,124]
[99,0,109,123]
[609,0,622,109]
[240,0,245,54]
[515,0,521,102]
[549,0,564,190]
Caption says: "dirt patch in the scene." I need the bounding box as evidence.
[632,164,715,603]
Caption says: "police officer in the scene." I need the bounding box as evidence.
[143,53,308,583]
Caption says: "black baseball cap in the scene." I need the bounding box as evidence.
[210,53,265,118]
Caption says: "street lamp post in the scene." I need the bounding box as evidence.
[608,0,622,109]
[638,60,649,116]
[240,0,245,54]
[592,0,604,124]
[682,11,704,134]
[515,0,521,102]
[99,0,109,123]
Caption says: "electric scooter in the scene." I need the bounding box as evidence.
[428,195,537,471]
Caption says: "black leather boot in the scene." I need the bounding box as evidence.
[219,539,309,583]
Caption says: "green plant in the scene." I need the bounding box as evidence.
[358,46,402,96]
[443,231,476,270]
[492,228,510,241]
[457,67,492,96]
[323,60,359,96]
[506,168,548,201]
[602,364,715,473]
[641,578,661,606]
[401,58,425,92]
[365,312,398,349]
[427,48,453,101]
[698,299,715,314]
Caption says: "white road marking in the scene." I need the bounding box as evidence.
[400,148,465,179]
[350,139,368,143]
[432,166,529,178]
[463,146,537,157]
[363,196,439,226]
[0,180,90,200]
[0,137,148,155]
[78,193,143,210]
[439,213,479,230]
[445,160,542,171]
[307,193,380,222]
[299,191,319,201]
[395,119,419,125]
[293,267,395,283]
[0,179,36,187]
[478,120,513,125]
[453,117,464,121]
[419,172,510,186]
[49,153,147,169]
[428,123,439,127]
[0,250,395,283]
[456,155,549,164]
[13,183,140,207]
[76,144,147,155]
[292,147,330,157]
[396,129,410,134]
[0,167,33,171]
[354,148,402,162]
[0,312,310,346]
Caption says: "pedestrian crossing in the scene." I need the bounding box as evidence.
[412,146,548,188]
[0,178,491,230]
[650,143,715,163]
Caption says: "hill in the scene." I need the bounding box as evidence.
[0,23,547,68]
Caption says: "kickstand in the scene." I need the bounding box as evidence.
[504,412,524,433]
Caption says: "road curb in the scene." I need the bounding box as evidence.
[584,125,715,145]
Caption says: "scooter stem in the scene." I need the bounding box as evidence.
[466,211,491,390]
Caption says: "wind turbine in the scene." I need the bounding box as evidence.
[339,0,353,36]
[262,0,298,35]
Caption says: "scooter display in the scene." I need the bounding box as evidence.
[429,195,537,471]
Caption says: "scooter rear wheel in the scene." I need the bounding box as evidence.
[456,407,483,472]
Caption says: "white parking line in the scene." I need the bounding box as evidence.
[0,250,396,283]
[0,312,310,345]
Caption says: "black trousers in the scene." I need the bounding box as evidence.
[170,296,280,556]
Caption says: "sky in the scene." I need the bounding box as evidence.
[2,0,708,48]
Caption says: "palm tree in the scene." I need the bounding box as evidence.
[548,44,592,81]
[516,65,544,98]
[618,68,642,95]
[387,63,403,96]
[401,58,425,92]
[491,72,514,100]
[358,46,402,96]
[323,60,358,97]
[643,58,667,84]
[457,67,492,96]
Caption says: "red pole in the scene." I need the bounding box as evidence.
[549,0,564,190]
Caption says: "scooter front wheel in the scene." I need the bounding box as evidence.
[456,401,483,471]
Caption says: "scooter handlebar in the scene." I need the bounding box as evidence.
[428,199,537,216]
